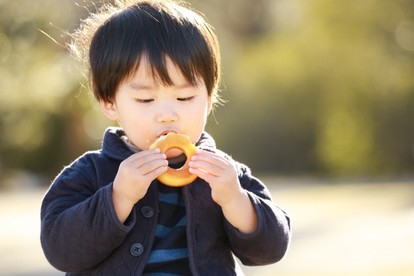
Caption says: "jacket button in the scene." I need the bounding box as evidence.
[130,243,144,256]
[140,206,154,218]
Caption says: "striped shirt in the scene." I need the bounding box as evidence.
[143,183,191,275]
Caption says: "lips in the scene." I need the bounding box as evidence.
[158,130,177,137]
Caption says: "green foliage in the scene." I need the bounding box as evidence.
[207,0,414,176]
[0,0,413,183]
[0,0,98,178]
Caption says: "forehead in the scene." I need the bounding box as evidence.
[126,55,201,86]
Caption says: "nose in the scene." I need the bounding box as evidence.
[156,102,178,123]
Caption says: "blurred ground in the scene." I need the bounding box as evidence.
[0,177,413,275]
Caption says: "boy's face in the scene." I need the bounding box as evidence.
[101,55,212,157]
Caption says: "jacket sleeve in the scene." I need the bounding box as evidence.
[40,156,136,272]
[224,163,291,266]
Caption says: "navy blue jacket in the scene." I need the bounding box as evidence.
[41,128,291,275]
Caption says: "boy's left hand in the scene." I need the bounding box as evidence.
[189,149,258,233]
[189,150,241,206]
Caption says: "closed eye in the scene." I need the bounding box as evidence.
[136,99,154,103]
[177,96,195,102]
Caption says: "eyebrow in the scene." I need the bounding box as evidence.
[128,82,153,90]
[129,81,195,90]
[175,83,195,89]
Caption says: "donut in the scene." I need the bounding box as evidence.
[150,133,197,187]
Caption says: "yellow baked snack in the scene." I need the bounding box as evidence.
[150,133,197,186]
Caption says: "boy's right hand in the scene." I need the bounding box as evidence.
[112,149,167,223]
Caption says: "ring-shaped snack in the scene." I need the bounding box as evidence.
[150,133,197,187]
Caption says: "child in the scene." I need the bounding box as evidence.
[40,0,291,275]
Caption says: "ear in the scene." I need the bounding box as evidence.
[100,100,119,121]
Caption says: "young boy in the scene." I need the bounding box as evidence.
[40,0,291,275]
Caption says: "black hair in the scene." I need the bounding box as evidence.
[71,0,221,104]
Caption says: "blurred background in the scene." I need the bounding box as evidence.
[0,0,413,275]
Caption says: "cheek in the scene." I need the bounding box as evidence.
[118,105,148,126]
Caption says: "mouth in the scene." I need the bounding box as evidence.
[158,130,177,137]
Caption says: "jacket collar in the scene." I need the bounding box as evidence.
[101,127,133,160]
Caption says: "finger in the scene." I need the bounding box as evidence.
[127,149,162,162]
[189,159,223,177]
[189,167,217,183]
[140,159,169,175]
[145,164,168,180]
[129,151,167,168]
[191,150,229,169]
[190,153,231,175]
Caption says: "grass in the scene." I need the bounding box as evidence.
[1,177,413,275]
